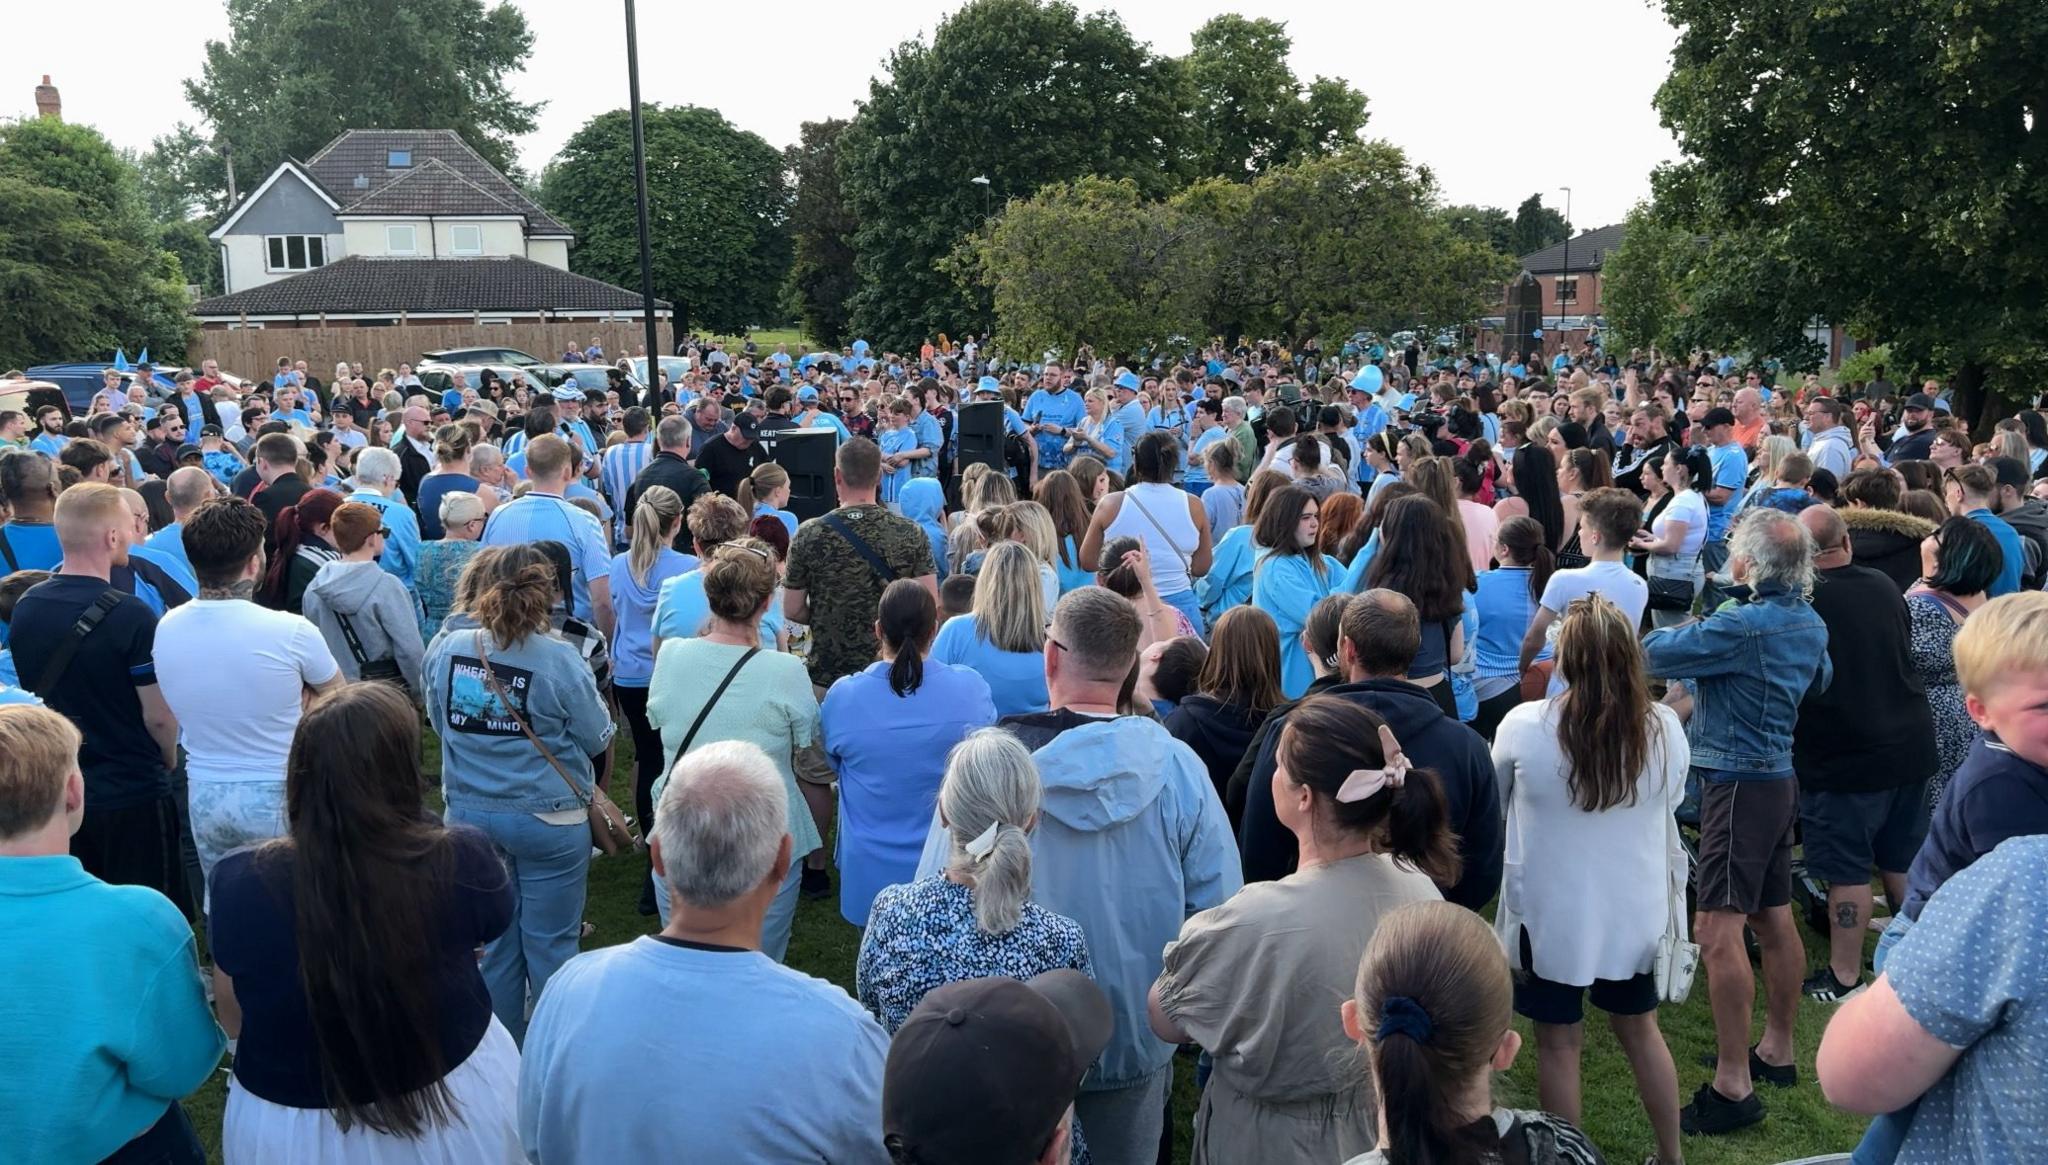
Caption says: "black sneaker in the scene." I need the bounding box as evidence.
[1681,1082,1765,1135]
[800,865,833,901]
[1693,1045,1797,1088]
[1803,966,1864,1004]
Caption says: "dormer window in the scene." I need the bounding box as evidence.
[387,149,412,168]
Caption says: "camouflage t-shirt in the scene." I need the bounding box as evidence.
[785,503,937,688]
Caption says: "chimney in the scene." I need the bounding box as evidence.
[34,75,60,121]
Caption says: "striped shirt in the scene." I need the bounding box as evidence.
[600,440,652,540]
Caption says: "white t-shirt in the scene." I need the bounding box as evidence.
[1652,489,1709,560]
[1538,560,1649,697]
[153,599,340,783]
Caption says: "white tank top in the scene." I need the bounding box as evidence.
[1104,482,1201,596]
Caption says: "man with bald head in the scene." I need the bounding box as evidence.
[145,466,218,580]
[1238,588,1502,910]
[1789,504,1938,1004]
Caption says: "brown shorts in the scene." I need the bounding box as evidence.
[794,683,837,786]
[1696,776,1798,915]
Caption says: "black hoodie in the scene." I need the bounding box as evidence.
[1842,506,1936,592]
[1236,676,1503,911]
[1164,694,1267,820]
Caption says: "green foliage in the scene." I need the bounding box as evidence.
[540,106,790,335]
[185,0,540,184]
[952,176,1217,359]
[1834,344,1899,389]
[1189,143,1514,344]
[158,219,223,298]
[1509,193,1569,257]
[1651,0,2048,412]
[1180,16,1367,179]
[1600,200,1696,354]
[786,120,858,349]
[1442,204,1516,255]
[0,119,188,369]
[835,0,1369,350]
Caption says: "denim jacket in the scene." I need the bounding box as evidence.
[1641,582,1831,775]
[425,627,616,812]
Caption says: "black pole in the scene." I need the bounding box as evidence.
[1557,189,1571,356]
[624,0,663,378]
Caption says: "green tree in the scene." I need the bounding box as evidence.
[1599,200,1694,354]
[0,119,189,368]
[540,106,790,335]
[1180,16,1367,179]
[838,0,1186,348]
[1184,143,1513,344]
[134,123,230,223]
[950,176,1216,359]
[1652,0,2048,419]
[1509,193,1569,258]
[786,119,857,348]
[185,0,540,183]
[1441,204,1516,255]
[157,219,223,299]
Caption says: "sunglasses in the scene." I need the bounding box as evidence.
[376,527,393,538]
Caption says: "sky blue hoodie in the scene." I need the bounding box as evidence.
[898,479,949,583]
[917,715,1240,1087]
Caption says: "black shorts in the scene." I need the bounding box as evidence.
[1696,775,1797,915]
[1512,928,1659,1025]
[1798,783,1930,884]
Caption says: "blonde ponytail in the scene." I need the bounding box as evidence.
[629,485,684,587]
[737,462,789,514]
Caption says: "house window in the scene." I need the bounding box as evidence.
[1555,276,1580,305]
[450,224,484,255]
[387,149,412,168]
[386,224,419,255]
[264,234,326,272]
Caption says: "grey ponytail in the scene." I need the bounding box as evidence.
[938,728,1042,935]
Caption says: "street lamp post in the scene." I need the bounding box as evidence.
[624,0,662,372]
[1556,186,1573,354]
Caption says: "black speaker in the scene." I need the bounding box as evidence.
[765,427,839,522]
[955,401,1005,474]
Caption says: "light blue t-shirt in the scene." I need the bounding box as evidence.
[0,520,62,572]
[1889,834,2048,1164]
[1185,426,1230,487]
[928,614,1050,718]
[909,411,942,479]
[1024,387,1085,468]
[142,522,191,581]
[481,492,612,620]
[1705,442,1748,542]
[606,548,697,687]
[518,937,889,1164]
[350,489,421,591]
[878,426,915,505]
[651,569,785,651]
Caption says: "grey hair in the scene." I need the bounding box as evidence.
[1222,394,1247,420]
[939,728,1042,935]
[164,466,215,512]
[438,489,485,529]
[657,414,693,450]
[654,739,789,909]
[469,444,504,473]
[355,446,401,486]
[1729,508,1816,595]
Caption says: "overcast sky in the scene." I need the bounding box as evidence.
[17,0,1678,228]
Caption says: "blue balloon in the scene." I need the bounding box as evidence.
[1350,365,1384,393]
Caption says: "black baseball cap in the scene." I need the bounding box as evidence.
[1903,392,1936,411]
[175,443,203,461]
[1701,406,1737,429]
[1990,455,2030,493]
[883,971,1110,1165]
[200,424,224,438]
[730,412,760,438]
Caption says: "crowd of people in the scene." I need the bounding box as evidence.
[2,333,2046,1165]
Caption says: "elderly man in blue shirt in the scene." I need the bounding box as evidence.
[347,447,420,591]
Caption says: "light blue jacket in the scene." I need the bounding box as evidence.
[426,627,616,812]
[917,716,1240,1087]
[899,479,949,583]
[348,488,420,591]
[1251,550,1342,699]
[1198,524,1260,621]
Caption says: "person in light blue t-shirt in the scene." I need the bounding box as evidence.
[877,402,917,508]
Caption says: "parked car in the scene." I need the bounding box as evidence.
[26,364,176,415]
[420,346,541,367]
[627,356,690,385]
[415,362,530,395]
[0,378,71,423]
[527,363,642,395]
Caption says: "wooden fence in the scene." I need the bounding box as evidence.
[187,320,675,380]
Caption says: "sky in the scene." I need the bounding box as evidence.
[14,0,1680,229]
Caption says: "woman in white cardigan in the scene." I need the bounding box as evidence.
[1491,594,1688,1165]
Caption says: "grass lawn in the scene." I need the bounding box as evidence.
[179,725,1867,1164]
[701,328,814,354]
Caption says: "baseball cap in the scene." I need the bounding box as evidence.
[1701,406,1737,429]
[1990,455,2030,493]
[730,412,760,438]
[175,443,203,461]
[883,971,1111,1165]
[796,385,820,403]
[200,424,223,438]
[1903,392,1936,411]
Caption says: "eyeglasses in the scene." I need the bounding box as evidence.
[376,527,393,538]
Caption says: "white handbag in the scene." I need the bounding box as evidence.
[1654,814,1701,1004]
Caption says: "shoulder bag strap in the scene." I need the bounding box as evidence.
[473,636,590,807]
[666,647,761,777]
[0,528,17,574]
[822,512,898,584]
[1122,489,1193,572]
[34,588,124,694]
[333,610,373,668]
[1911,586,1972,623]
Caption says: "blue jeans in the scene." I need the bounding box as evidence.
[449,805,590,1043]
[1851,915,1919,1165]
[1160,588,1205,639]
[652,855,803,963]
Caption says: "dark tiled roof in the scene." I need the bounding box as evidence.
[304,129,572,236]
[338,158,519,217]
[191,257,668,317]
[1519,224,1628,274]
